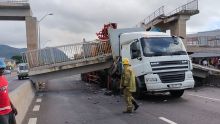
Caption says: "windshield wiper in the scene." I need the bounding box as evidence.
[171,51,187,55]
[153,52,167,56]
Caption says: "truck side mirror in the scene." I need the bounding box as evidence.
[137,57,142,61]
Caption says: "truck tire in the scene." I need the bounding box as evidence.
[35,82,40,91]
[134,78,145,99]
[170,90,184,98]
[18,76,21,80]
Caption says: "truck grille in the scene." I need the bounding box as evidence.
[151,60,189,72]
[158,71,185,83]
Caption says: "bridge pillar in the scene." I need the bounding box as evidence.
[25,16,38,50]
[169,15,190,46]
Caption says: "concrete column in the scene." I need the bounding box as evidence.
[169,15,190,47]
[25,16,38,50]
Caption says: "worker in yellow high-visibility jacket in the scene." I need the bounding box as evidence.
[120,58,139,113]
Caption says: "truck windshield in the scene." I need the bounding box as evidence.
[141,37,187,57]
[19,65,28,70]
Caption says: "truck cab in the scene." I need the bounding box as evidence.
[119,31,194,97]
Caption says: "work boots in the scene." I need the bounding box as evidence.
[132,99,139,111]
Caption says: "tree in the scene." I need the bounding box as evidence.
[11,55,23,64]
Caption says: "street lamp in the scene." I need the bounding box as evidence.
[38,13,53,49]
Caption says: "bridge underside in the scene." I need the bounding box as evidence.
[30,57,113,81]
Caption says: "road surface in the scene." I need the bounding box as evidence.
[23,75,220,124]
[5,72,28,92]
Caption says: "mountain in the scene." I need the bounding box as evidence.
[0,45,27,59]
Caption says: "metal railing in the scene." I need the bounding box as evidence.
[23,41,112,69]
[136,0,198,27]
[0,0,29,4]
[136,6,165,27]
[167,0,198,16]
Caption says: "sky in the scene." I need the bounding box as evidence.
[0,0,220,48]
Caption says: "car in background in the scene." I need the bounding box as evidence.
[3,69,11,75]
[17,63,29,80]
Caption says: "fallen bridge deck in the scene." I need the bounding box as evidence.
[23,41,113,81]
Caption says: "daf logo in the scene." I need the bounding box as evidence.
[150,62,160,66]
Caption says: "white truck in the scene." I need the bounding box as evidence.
[17,63,29,80]
[86,26,195,98]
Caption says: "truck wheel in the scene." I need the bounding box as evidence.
[134,86,144,99]
[134,78,145,99]
[170,90,184,98]
[18,76,21,80]
[35,82,40,91]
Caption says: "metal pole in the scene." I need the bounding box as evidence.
[38,22,41,49]
[38,13,53,49]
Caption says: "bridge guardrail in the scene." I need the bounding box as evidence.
[166,0,198,17]
[137,0,198,27]
[0,0,28,3]
[23,41,112,69]
[137,6,164,27]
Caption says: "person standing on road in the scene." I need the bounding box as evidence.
[0,59,17,124]
[120,58,139,113]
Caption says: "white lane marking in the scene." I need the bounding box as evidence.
[28,118,37,124]
[187,93,220,102]
[36,98,42,103]
[159,117,177,124]
[33,105,40,111]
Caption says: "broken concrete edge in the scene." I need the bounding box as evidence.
[9,80,36,124]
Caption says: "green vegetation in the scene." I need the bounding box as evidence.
[11,55,23,64]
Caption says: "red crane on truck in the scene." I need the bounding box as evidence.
[81,23,118,90]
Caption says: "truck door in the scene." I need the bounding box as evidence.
[128,40,145,76]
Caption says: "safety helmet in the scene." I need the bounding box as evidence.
[122,58,130,65]
[0,59,6,69]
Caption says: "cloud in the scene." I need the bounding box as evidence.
[0,21,26,48]
[0,0,220,48]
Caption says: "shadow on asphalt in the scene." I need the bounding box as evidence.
[138,93,188,104]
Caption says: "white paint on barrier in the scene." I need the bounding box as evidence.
[187,93,220,102]
[36,98,42,103]
[159,117,177,124]
[33,105,40,111]
[28,118,37,124]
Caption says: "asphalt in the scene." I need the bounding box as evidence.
[5,73,28,92]
[23,75,220,124]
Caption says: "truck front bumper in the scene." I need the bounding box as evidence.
[144,71,195,92]
[146,80,194,92]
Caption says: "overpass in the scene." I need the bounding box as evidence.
[137,0,199,47]
[0,0,38,50]
[23,41,113,83]
[20,0,219,89]
[22,0,204,86]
